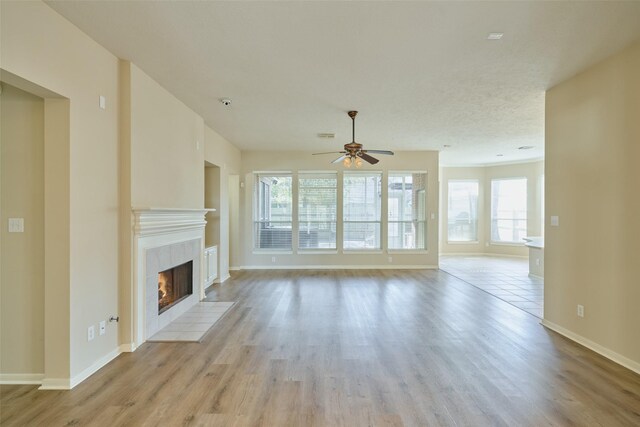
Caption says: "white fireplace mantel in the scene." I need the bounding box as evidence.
[128,208,214,350]
[132,208,216,236]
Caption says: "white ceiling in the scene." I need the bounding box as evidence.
[47,1,640,166]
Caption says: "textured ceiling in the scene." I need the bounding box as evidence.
[47,1,640,166]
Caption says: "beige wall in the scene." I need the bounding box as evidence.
[204,126,242,282]
[545,41,640,368]
[240,151,439,268]
[129,63,205,209]
[0,84,45,376]
[440,161,544,257]
[1,1,119,383]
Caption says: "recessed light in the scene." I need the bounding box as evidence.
[496,154,504,157]
[443,144,451,148]
[518,145,534,150]
[487,33,504,40]
[220,98,232,106]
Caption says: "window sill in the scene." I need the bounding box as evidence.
[298,250,338,255]
[342,250,384,254]
[387,250,429,254]
[446,241,480,245]
[252,249,293,255]
[489,241,525,247]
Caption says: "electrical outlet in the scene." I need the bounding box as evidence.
[388,256,393,263]
[99,320,106,336]
[271,256,276,263]
[88,325,95,341]
[536,258,540,266]
[577,305,584,318]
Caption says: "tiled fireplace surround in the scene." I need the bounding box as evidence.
[131,209,209,349]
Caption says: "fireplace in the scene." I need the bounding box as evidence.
[158,261,193,314]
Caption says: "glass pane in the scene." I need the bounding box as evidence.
[255,174,292,250]
[388,173,427,222]
[254,222,292,249]
[343,174,382,221]
[298,222,337,249]
[447,180,479,242]
[344,222,381,250]
[298,173,337,249]
[491,178,527,243]
[388,221,425,250]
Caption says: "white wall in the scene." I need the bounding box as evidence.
[0,84,45,378]
[240,151,439,268]
[440,161,544,257]
[545,41,640,371]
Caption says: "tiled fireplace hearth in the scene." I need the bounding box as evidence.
[130,208,212,349]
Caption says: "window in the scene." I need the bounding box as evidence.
[343,173,382,250]
[298,173,337,249]
[491,178,527,243]
[388,173,427,250]
[447,180,479,242]
[254,174,292,249]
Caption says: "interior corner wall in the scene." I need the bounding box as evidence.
[239,151,439,268]
[129,63,205,209]
[204,125,242,283]
[0,84,45,377]
[545,41,640,369]
[440,161,544,257]
[1,1,120,383]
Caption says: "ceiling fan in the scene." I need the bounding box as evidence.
[313,111,394,167]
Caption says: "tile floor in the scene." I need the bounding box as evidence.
[148,301,235,342]
[439,255,544,318]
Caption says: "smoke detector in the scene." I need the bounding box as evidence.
[220,98,232,106]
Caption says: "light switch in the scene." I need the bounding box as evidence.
[8,218,24,233]
[99,95,106,110]
[550,216,559,227]
[430,213,436,220]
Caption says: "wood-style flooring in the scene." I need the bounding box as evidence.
[2,269,640,426]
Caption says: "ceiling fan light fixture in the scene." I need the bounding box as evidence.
[354,157,363,168]
[343,157,352,167]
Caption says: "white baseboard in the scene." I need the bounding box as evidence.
[440,252,527,259]
[541,319,640,375]
[119,343,136,353]
[239,264,438,270]
[69,348,121,389]
[214,273,231,283]
[0,373,44,385]
[229,266,241,271]
[39,378,70,390]
[39,348,121,390]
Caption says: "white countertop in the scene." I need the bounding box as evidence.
[523,236,544,249]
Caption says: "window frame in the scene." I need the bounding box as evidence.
[387,171,428,251]
[446,179,480,244]
[490,177,528,245]
[342,171,383,251]
[253,172,293,252]
[297,171,338,252]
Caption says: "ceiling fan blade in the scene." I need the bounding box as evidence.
[312,151,345,155]
[363,149,394,155]
[331,155,347,164]
[359,152,379,165]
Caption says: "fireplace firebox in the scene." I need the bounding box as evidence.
[157,261,193,314]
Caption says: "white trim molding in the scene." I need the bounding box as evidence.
[239,265,438,270]
[39,378,71,390]
[0,373,44,385]
[132,208,213,236]
[541,319,640,375]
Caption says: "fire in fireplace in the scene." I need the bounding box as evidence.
[158,261,193,314]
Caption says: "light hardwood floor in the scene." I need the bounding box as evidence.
[2,269,639,426]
